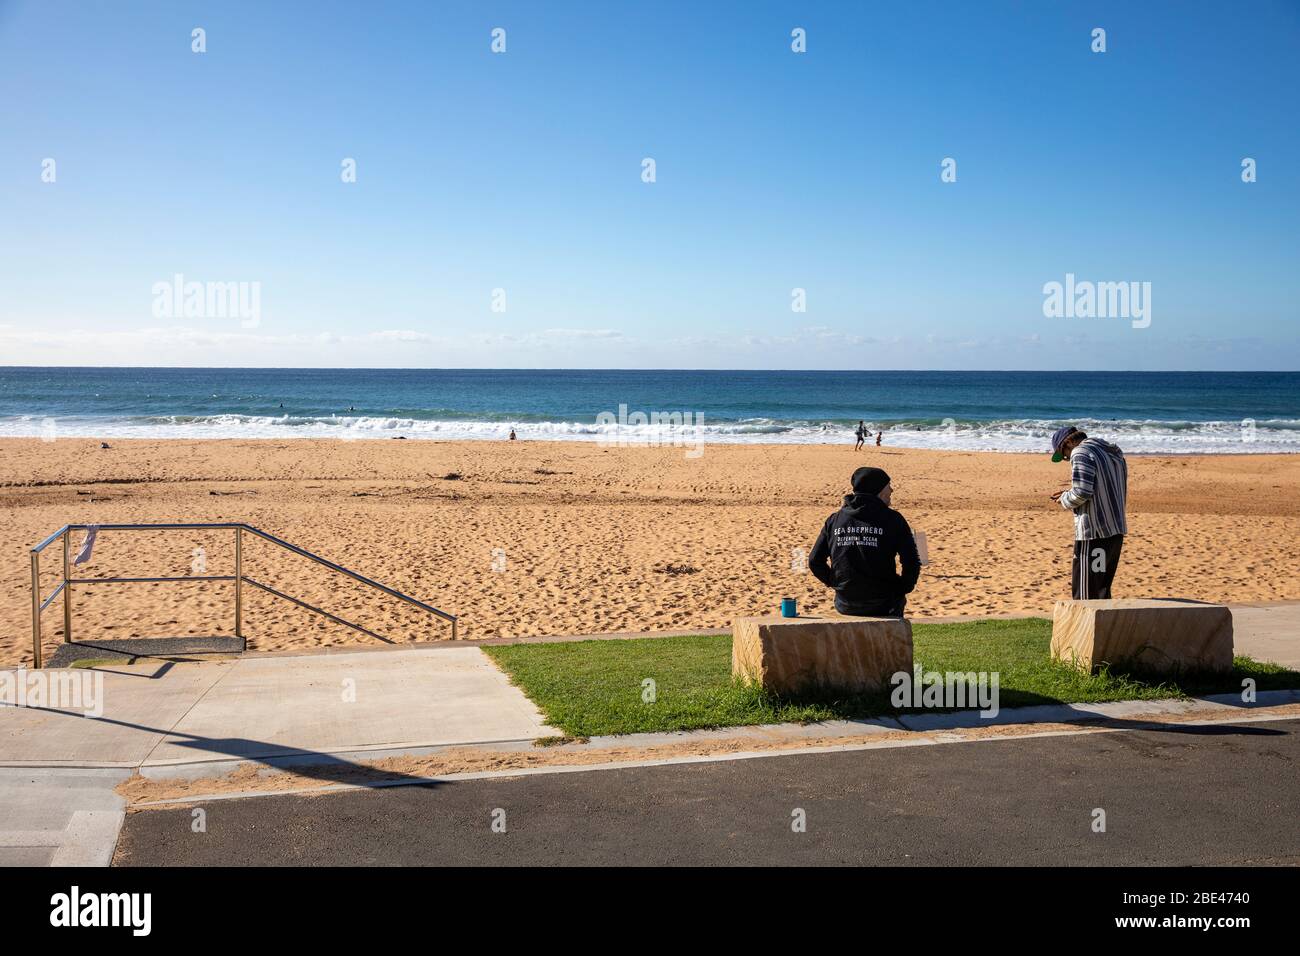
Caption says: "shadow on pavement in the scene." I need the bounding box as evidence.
[24,707,445,792]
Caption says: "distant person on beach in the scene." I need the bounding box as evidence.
[1049,426,1128,599]
[809,467,921,618]
[509,428,517,441]
[854,421,867,451]
[875,431,882,447]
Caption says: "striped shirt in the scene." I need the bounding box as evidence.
[1059,438,1128,540]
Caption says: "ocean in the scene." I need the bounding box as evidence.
[1,367,1296,454]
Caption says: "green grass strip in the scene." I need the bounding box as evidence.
[484,619,1299,738]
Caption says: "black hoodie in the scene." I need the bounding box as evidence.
[809,493,922,611]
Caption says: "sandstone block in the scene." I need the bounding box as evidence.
[1051,599,1234,675]
[732,615,913,695]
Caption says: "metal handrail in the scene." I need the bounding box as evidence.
[29,523,457,667]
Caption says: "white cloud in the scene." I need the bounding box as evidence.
[371,329,437,343]
[542,328,624,339]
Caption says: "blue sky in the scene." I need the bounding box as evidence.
[1,0,1297,369]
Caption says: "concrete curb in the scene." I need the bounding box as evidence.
[128,701,1300,808]
[893,689,1300,731]
[118,690,1300,804]
[9,690,1296,776]
[50,811,126,867]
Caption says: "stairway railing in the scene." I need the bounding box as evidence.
[29,523,457,667]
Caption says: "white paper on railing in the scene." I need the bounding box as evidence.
[913,530,930,566]
[73,526,98,566]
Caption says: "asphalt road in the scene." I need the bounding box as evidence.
[115,719,1300,866]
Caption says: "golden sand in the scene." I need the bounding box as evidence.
[4,438,1297,666]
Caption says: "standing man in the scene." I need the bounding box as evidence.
[854,421,867,451]
[1049,426,1128,599]
[809,466,921,617]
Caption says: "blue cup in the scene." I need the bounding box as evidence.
[780,598,797,618]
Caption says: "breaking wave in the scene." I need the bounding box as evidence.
[2,413,1298,453]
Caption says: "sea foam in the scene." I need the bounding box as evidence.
[1,413,1297,454]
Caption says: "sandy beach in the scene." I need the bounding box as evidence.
[4,437,1298,666]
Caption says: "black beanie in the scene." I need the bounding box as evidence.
[850,466,891,496]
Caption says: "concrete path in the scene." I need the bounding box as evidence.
[0,646,557,866]
[3,660,230,768]
[1229,602,1300,668]
[146,648,556,768]
[1,647,557,770]
[0,769,130,866]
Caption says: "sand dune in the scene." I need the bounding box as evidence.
[4,438,1297,666]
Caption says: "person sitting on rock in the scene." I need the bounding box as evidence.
[808,466,921,618]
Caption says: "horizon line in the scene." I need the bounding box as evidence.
[3,366,1299,375]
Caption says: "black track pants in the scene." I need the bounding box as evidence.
[1072,535,1123,600]
[836,595,907,618]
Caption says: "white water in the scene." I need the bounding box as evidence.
[3,413,1298,453]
